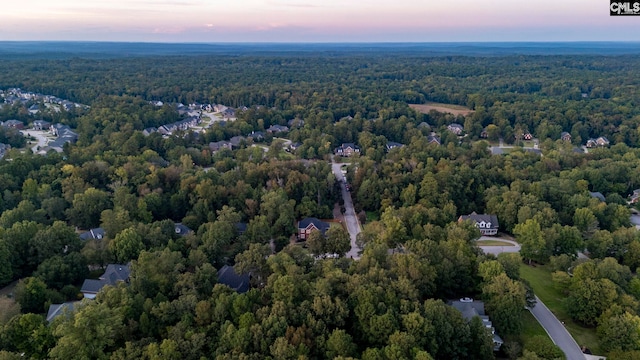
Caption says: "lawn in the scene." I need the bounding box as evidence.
[521,309,548,339]
[520,264,601,354]
[365,211,379,222]
[477,240,515,246]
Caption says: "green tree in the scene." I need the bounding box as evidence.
[482,273,527,336]
[598,311,640,352]
[0,239,12,286]
[514,219,547,264]
[65,188,111,229]
[325,226,351,257]
[109,227,145,263]
[49,302,124,360]
[523,335,565,360]
[13,277,48,314]
[567,278,618,326]
[326,329,357,359]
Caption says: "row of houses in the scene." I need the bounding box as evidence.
[1,88,86,111]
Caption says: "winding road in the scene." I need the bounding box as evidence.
[477,236,585,359]
[529,297,585,360]
[330,157,362,259]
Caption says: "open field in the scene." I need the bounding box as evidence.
[409,102,475,116]
[477,240,515,246]
[520,264,601,354]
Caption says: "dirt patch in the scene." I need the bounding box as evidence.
[409,103,474,116]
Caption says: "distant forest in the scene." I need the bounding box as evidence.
[2,48,640,359]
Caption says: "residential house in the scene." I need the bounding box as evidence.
[46,301,80,323]
[229,136,246,148]
[2,119,24,130]
[334,143,361,157]
[79,228,106,241]
[267,124,289,134]
[174,223,193,236]
[523,133,533,140]
[217,265,251,293]
[561,132,572,142]
[288,142,302,152]
[630,189,640,204]
[586,136,609,148]
[480,127,489,138]
[142,127,157,136]
[458,212,500,236]
[386,141,404,151]
[28,104,41,115]
[235,222,248,236]
[248,131,265,141]
[33,120,50,130]
[209,141,233,152]
[447,123,464,135]
[222,108,236,119]
[298,217,330,240]
[80,263,130,299]
[427,133,441,145]
[417,121,431,130]
[450,298,504,351]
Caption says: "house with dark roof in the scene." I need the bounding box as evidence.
[209,140,233,152]
[2,119,24,130]
[142,127,158,136]
[427,133,441,145]
[630,189,640,204]
[267,124,289,134]
[174,223,193,236]
[386,142,404,151]
[334,143,361,157]
[287,142,302,152]
[80,263,130,299]
[248,131,265,141]
[288,118,304,128]
[79,228,106,241]
[447,123,464,135]
[298,217,330,240]
[458,212,499,236]
[450,298,503,351]
[561,132,572,142]
[46,301,80,323]
[217,265,250,293]
[229,136,246,148]
[33,120,50,130]
[586,137,610,148]
[235,222,248,236]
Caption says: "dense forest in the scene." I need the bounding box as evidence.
[1,50,640,359]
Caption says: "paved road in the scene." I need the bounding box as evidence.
[476,236,521,255]
[529,296,585,360]
[20,129,49,153]
[330,158,361,259]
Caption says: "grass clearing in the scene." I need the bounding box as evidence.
[409,102,474,116]
[520,264,601,354]
[477,240,515,246]
[521,310,549,339]
[365,211,379,222]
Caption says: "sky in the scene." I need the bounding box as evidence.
[0,0,639,42]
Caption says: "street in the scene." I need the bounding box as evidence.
[330,158,362,259]
[529,296,585,360]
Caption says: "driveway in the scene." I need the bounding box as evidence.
[476,236,521,255]
[330,158,361,259]
[529,296,585,360]
[20,129,50,153]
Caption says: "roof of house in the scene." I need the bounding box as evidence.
[337,143,360,151]
[235,222,248,233]
[79,227,105,241]
[561,131,571,137]
[448,123,464,129]
[217,265,250,293]
[80,263,131,295]
[459,212,499,229]
[298,217,330,233]
[46,301,79,322]
[386,141,404,149]
[174,223,192,236]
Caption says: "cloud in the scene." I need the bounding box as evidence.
[265,1,322,8]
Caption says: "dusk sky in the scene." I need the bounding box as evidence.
[1,0,638,42]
